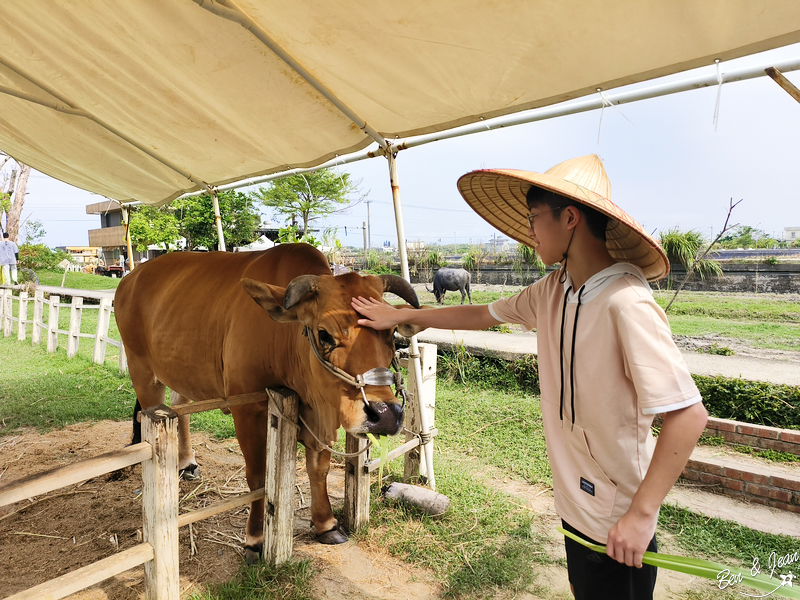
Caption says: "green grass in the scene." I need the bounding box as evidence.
[666,316,800,351]
[658,503,799,570]
[357,459,551,599]
[186,559,314,600]
[653,291,800,323]
[3,324,799,599]
[34,269,122,290]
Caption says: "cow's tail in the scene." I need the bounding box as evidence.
[424,282,433,293]
[131,399,142,445]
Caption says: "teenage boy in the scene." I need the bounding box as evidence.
[351,155,707,600]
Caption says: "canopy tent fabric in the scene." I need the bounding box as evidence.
[2,1,800,205]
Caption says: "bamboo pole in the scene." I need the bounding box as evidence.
[387,152,436,491]
[2,288,11,337]
[211,188,227,252]
[122,207,135,272]
[765,66,800,104]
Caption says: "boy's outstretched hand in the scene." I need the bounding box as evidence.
[351,296,403,330]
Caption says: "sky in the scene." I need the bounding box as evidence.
[13,42,800,249]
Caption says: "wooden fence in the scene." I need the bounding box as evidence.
[0,280,440,597]
[0,388,301,600]
[0,285,126,374]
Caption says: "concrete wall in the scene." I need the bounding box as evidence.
[409,263,800,293]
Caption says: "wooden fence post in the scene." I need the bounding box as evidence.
[67,296,83,358]
[343,433,370,533]
[3,288,13,338]
[264,388,299,565]
[93,297,112,364]
[140,405,180,600]
[404,343,438,482]
[119,342,128,375]
[46,295,60,353]
[17,291,29,341]
[32,290,44,345]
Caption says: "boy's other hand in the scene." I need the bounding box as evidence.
[352,296,402,330]
[605,510,656,568]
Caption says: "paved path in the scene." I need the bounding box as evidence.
[416,328,800,386]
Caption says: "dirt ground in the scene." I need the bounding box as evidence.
[0,421,718,600]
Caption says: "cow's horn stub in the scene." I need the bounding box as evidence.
[379,275,420,309]
[284,274,320,309]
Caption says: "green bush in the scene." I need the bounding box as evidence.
[18,243,70,270]
[437,348,539,395]
[693,375,800,430]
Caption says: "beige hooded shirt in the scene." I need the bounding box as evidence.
[489,263,701,543]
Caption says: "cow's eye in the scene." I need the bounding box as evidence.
[318,329,336,347]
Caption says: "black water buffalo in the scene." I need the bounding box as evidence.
[425,267,472,304]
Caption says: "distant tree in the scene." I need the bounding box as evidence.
[128,206,181,252]
[173,190,261,250]
[252,170,360,241]
[719,225,767,249]
[21,219,46,244]
[0,154,31,241]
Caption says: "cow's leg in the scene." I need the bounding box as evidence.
[231,402,269,564]
[169,390,199,479]
[305,446,347,544]
[466,282,472,304]
[127,356,166,445]
[459,288,466,304]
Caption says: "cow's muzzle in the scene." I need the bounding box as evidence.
[363,400,403,436]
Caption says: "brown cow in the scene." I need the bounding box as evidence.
[114,243,420,561]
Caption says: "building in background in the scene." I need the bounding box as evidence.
[86,200,145,269]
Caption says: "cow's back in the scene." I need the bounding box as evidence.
[115,244,331,400]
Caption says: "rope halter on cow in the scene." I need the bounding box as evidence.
[302,325,408,411]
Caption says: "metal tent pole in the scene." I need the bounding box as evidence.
[388,152,436,491]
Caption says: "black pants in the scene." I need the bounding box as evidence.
[563,520,658,600]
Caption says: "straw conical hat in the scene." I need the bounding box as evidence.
[456,154,669,281]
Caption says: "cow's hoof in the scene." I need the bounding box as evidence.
[243,543,263,565]
[179,464,200,480]
[316,527,348,545]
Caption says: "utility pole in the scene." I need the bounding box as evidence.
[365,200,372,250]
[363,221,367,269]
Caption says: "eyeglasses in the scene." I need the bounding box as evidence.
[526,206,562,229]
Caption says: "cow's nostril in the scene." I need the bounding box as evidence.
[364,402,381,424]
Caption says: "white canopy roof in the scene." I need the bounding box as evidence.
[2,0,800,205]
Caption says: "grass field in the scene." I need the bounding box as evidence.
[2,335,796,599]
[2,277,798,598]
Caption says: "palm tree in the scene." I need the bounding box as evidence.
[659,227,722,311]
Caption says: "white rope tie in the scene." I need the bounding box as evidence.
[713,59,723,131]
[596,89,634,144]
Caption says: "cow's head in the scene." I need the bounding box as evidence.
[241,273,422,439]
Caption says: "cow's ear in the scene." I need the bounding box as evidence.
[241,278,297,323]
[393,304,435,337]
